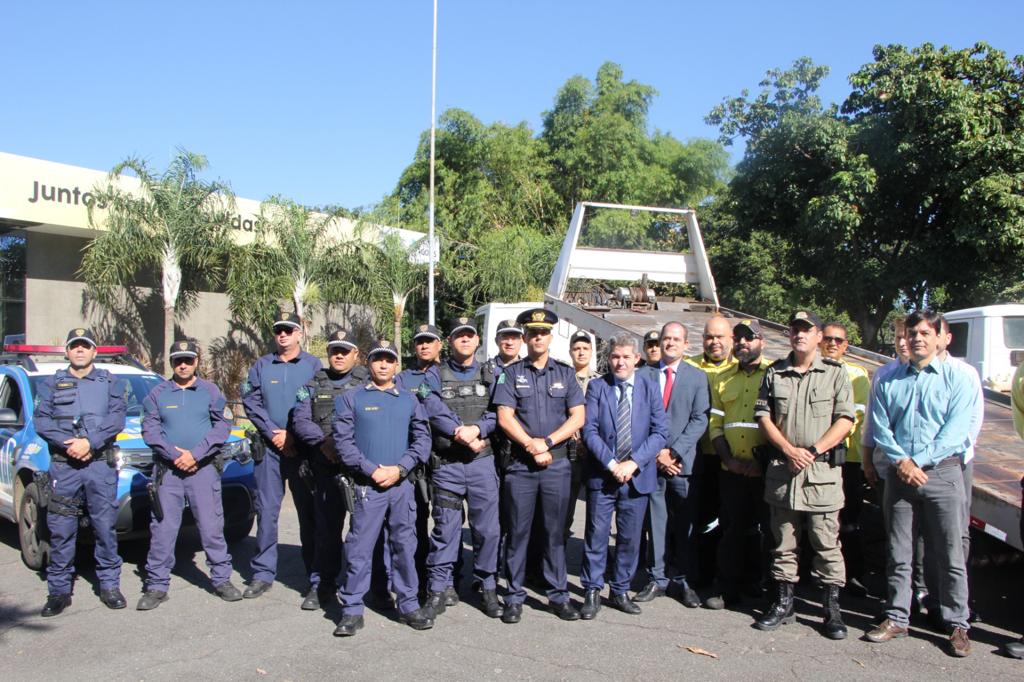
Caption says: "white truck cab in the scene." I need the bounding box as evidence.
[943,304,1024,391]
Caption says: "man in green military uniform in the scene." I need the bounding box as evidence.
[753,310,855,640]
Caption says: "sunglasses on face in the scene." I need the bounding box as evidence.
[174,357,197,366]
[274,327,298,336]
[823,336,847,344]
[329,347,354,356]
[733,333,759,342]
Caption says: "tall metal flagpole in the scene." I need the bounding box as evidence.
[427,0,438,325]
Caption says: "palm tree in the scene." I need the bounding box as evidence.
[225,196,361,334]
[357,229,427,357]
[82,149,234,373]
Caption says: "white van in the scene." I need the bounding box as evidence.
[943,304,1024,391]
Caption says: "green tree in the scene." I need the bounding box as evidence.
[82,150,234,373]
[353,230,427,356]
[226,197,361,333]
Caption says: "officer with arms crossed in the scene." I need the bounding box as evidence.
[241,311,322,605]
[421,318,503,618]
[35,328,128,616]
[754,310,854,640]
[493,308,586,624]
[138,340,241,609]
[333,340,434,636]
[580,332,667,619]
[291,328,368,610]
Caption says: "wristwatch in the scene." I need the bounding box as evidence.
[807,445,819,457]
[544,436,555,449]
[397,464,409,478]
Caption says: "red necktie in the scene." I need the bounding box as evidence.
[663,367,674,408]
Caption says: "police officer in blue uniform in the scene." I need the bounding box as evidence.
[421,317,503,619]
[291,328,368,610]
[332,340,434,636]
[138,340,242,609]
[241,311,322,604]
[493,308,586,624]
[34,328,127,616]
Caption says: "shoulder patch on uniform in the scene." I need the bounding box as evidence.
[497,372,507,384]
[240,380,253,396]
[296,386,311,402]
[415,383,432,399]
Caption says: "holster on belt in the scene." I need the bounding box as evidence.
[148,462,167,523]
[33,470,53,509]
[333,472,357,515]
[250,435,267,464]
[297,457,317,493]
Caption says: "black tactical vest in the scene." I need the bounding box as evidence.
[435,362,493,459]
[310,366,368,436]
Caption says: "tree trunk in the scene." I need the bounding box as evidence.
[160,247,182,376]
[162,304,174,376]
[393,291,408,359]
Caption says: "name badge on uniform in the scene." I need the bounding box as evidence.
[515,374,528,385]
[270,380,279,385]
[56,381,75,390]
[364,406,379,412]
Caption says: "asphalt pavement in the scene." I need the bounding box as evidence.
[1,494,1022,681]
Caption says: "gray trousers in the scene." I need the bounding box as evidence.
[913,461,973,602]
[883,461,969,629]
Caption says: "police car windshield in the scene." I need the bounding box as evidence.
[29,373,163,415]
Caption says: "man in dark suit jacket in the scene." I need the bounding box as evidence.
[633,321,711,607]
[580,333,668,619]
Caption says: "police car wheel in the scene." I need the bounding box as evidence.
[225,517,255,543]
[18,482,50,571]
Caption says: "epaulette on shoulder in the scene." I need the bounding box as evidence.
[821,356,843,366]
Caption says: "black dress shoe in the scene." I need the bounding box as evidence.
[99,588,127,610]
[481,590,504,619]
[704,592,740,610]
[214,581,243,602]
[41,593,71,617]
[668,582,700,608]
[136,590,168,611]
[501,602,523,624]
[333,614,365,637]
[301,585,320,611]
[550,600,581,621]
[442,585,460,607]
[580,588,601,620]
[633,581,665,603]
[399,607,435,630]
[611,593,642,615]
[243,580,273,599]
[425,591,447,616]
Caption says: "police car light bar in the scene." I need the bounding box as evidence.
[3,344,131,355]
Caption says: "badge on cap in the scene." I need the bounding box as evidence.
[795,312,808,320]
[75,328,85,336]
[178,341,189,351]
[337,331,346,339]
[419,325,428,332]
[280,312,290,321]
[459,317,469,324]
[380,338,390,346]
[532,311,546,322]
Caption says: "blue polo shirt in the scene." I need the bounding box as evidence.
[242,350,321,439]
[142,377,231,463]
[492,357,585,439]
[333,383,431,477]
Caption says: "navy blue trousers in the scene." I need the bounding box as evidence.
[338,480,420,616]
[47,459,121,594]
[251,451,317,585]
[503,457,571,605]
[582,480,647,595]
[313,471,344,588]
[426,455,500,593]
[145,462,232,591]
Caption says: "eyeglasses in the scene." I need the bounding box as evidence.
[173,357,197,366]
[329,347,354,355]
[823,336,847,344]
[274,327,298,336]
[733,333,760,342]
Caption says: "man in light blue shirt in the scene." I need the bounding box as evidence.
[866,310,974,658]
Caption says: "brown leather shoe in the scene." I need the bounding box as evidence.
[948,627,971,657]
[865,618,909,643]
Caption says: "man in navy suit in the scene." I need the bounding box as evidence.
[634,321,711,607]
[580,333,668,619]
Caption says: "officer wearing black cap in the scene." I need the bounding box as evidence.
[493,308,586,623]
[420,317,503,618]
[642,330,662,367]
[139,340,241,609]
[754,309,854,638]
[291,328,368,610]
[333,340,434,636]
[34,328,128,616]
[241,311,322,604]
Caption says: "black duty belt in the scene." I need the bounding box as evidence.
[436,449,493,465]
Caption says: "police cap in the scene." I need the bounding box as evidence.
[517,308,557,330]
[569,330,592,346]
[643,330,660,345]
[495,319,524,336]
[733,319,763,338]
[168,339,199,360]
[447,317,478,337]
[65,327,97,349]
[367,339,399,361]
[788,310,823,330]
[326,328,358,351]
[272,311,301,331]
[412,324,442,342]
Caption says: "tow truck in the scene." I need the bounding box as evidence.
[0,344,257,569]
[477,201,1024,552]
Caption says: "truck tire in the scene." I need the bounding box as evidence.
[224,516,255,543]
[19,481,50,570]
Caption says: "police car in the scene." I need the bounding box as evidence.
[0,344,257,569]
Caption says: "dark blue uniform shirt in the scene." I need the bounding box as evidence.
[492,357,585,439]
[291,368,365,446]
[242,350,321,440]
[141,377,231,463]
[420,358,497,438]
[333,383,431,478]
[396,364,441,400]
[34,367,127,453]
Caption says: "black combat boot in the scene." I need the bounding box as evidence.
[754,581,795,631]
[822,585,847,640]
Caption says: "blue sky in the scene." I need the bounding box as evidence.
[3,1,1021,211]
